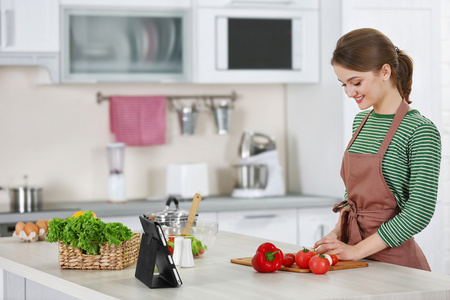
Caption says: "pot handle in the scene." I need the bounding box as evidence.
[165,196,179,211]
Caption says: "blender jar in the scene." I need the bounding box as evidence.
[107,143,126,203]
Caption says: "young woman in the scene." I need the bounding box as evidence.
[314,28,441,271]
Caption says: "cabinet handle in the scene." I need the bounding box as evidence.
[5,10,14,47]
[244,214,277,219]
[231,1,293,5]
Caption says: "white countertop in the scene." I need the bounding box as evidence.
[0,194,340,224]
[1,231,450,300]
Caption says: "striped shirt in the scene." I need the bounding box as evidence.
[345,109,441,248]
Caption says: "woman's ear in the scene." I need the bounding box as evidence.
[381,63,392,81]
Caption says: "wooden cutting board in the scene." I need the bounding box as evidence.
[230,257,368,273]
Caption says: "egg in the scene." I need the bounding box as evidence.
[24,222,39,236]
[36,220,48,232]
[15,222,25,235]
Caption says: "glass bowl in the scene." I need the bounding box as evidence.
[161,221,218,257]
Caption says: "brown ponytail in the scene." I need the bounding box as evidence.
[331,28,413,104]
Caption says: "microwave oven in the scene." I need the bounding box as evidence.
[195,2,319,84]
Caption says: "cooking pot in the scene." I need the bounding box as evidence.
[233,164,268,189]
[1,185,43,213]
[147,197,198,227]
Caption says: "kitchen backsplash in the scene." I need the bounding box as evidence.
[0,66,286,203]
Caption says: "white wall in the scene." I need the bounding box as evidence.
[285,0,345,198]
[0,66,287,204]
[441,0,450,275]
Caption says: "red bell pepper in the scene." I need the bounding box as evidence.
[251,242,284,273]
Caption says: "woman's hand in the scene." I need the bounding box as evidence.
[314,232,389,261]
[314,236,361,261]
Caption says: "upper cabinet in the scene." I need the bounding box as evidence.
[61,7,191,83]
[0,0,59,52]
[0,0,60,82]
[0,0,320,84]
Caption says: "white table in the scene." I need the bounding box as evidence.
[1,232,450,300]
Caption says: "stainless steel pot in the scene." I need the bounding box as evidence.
[1,186,43,213]
[233,164,268,189]
[147,197,198,227]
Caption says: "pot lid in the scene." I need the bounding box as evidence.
[148,197,191,220]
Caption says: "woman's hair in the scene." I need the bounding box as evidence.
[331,28,413,104]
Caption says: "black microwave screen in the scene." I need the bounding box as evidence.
[228,18,292,70]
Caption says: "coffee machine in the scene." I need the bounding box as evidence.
[231,130,286,198]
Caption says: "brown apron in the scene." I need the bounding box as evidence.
[333,100,430,271]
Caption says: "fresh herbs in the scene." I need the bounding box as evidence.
[46,210,133,255]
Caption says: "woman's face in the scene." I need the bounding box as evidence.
[333,64,389,111]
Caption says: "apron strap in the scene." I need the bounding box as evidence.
[377,100,410,156]
[345,110,373,151]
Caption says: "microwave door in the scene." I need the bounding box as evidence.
[216,17,301,71]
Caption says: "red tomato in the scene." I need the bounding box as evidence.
[295,248,315,269]
[330,254,339,266]
[309,254,331,274]
[283,253,295,267]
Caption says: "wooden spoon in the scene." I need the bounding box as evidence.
[182,193,202,236]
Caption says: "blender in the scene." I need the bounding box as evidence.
[107,143,126,203]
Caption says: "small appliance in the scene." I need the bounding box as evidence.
[107,142,126,203]
[232,130,286,198]
[166,163,209,199]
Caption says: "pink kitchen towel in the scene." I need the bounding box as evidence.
[109,95,166,146]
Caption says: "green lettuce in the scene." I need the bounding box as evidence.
[46,210,133,255]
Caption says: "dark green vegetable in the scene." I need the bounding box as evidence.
[46,210,133,255]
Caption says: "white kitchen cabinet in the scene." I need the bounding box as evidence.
[100,212,217,233]
[100,215,143,232]
[297,207,338,248]
[197,211,218,222]
[0,0,59,52]
[217,209,297,244]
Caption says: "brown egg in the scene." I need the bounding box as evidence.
[24,222,39,236]
[15,222,25,235]
[36,220,48,232]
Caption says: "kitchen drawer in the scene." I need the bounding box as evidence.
[217,209,297,244]
[297,207,338,248]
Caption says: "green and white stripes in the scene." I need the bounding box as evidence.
[346,109,441,248]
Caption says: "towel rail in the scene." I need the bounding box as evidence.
[96,91,237,104]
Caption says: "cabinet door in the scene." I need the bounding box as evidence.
[61,8,191,83]
[297,207,338,247]
[100,215,143,232]
[197,211,218,222]
[218,209,297,244]
[0,0,59,52]
[341,0,441,141]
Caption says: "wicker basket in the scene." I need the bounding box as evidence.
[58,233,141,270]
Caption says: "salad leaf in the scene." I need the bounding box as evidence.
[103,222,133,246]
[46,210,133,255]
